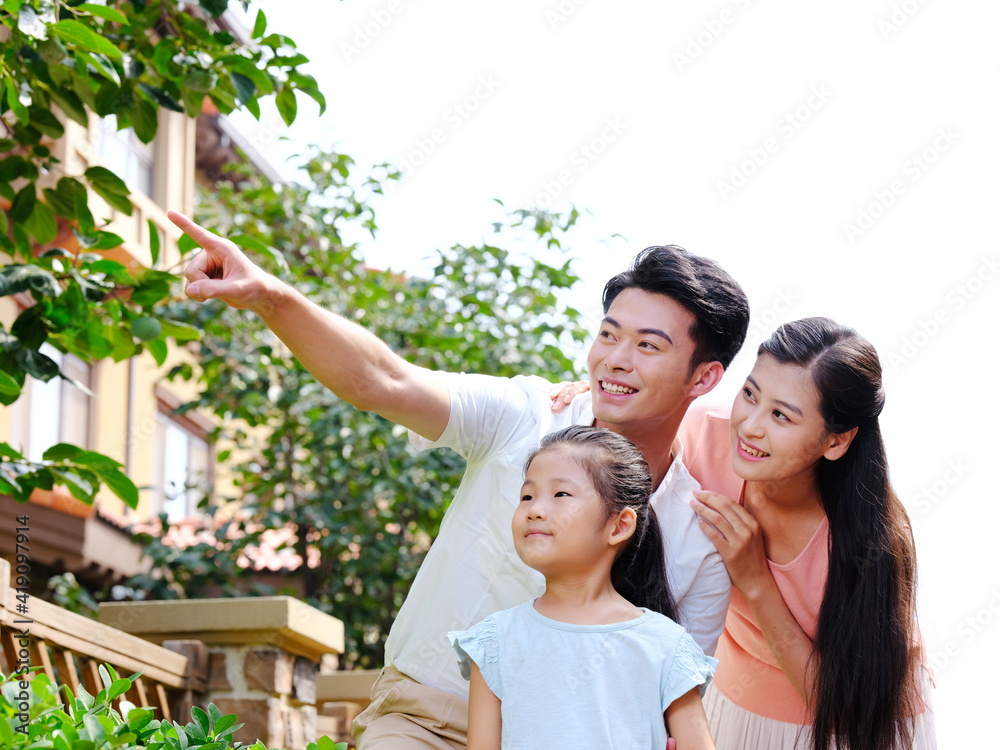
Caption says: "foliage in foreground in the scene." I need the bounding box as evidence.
[128,150,591,668]
[0,663,346,750]
[1,0,318,506]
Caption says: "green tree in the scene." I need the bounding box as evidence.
[129,151,590,667]
[0,0,320,505]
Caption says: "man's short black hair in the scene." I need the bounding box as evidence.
[602,245,749,373]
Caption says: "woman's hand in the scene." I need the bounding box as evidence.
[548,380,590,412]
[693,491,820,707]
[691,490,770,599]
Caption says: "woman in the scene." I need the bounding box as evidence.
[689,318,934,749]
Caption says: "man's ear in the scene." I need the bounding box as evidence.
[608,507,637,547]
[823,426,858,461]
[688,360,725,398]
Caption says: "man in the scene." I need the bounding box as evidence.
[169,211,749,749]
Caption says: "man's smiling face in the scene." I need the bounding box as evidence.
[586,287,703,434]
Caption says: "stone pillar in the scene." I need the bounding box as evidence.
[98,597,344,750]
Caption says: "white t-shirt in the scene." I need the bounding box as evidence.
[449,602,717,749]
[384,372,731,699]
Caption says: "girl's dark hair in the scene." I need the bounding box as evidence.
[603,245,750,373]
[759,318,919,750]
[527,425,677,620]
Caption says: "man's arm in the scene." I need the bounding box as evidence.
[169,211,451,440]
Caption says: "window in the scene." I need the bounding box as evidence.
[152,404,213,522]
[9,344,94,462]
[95,115,155,198]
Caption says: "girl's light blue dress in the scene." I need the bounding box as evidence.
[449,602,716,749]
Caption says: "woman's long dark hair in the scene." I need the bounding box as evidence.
[760,318,919,750]
[528,426,678,620]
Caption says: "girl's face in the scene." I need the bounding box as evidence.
[513,446,617,577]
[730,354,850,486]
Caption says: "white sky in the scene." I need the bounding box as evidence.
[229,1,999,742]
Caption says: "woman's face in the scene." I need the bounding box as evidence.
[729,354,848,486]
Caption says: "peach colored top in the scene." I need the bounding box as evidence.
[680,402,826,723]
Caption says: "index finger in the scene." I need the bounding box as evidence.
[692,490,739,510]
[167,210,228,251]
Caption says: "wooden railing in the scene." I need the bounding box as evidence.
[0,559,205,723]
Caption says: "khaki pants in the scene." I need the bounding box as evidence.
[353,666,469,750]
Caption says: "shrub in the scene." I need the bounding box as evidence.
[0,665,346,750]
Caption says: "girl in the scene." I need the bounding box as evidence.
[449,425,717,750]
[689,318,935,750]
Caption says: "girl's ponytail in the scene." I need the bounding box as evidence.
[612,506,677,620]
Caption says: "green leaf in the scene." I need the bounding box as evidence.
[208,703,223,725]
[27,105,65,137]
[84,166,133,215]
[24,200,58,244]
[148,219,161,267]
[12,224,31,258]
[146,336,167,367]
[231,235,289,274]
[50,467,96,504]
[16,349,60,381]
[127,706,155,731]
[160,319,200,342]
[137,83,184,112]
[3,79,29,125]
[47,85,89,126]
[180,84,205,117]
[71,452,138,508]
[75,50,121,86]
[0,442,27,460]
[275,85,297,126]
[43,186,75,219]
[77,3,129,24]
[0,155,27,182]
[231,73,255,108]
[252,9,267,37]
[9,185,37,223]
[129,98,158,143]
[244,97,260,119]
[0,370,21,398]
[43,443,83,460]
[51,20,123,60]
[131,278,172,307]
[185,68,218,94]
[199,0,228,17]
[178,233,199,254]
[300,86,326,116]
[84,230,125,251]
[108,677,132,699]
[59,176,94,233]
[191,706,210,736]
[229,58,274,95]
